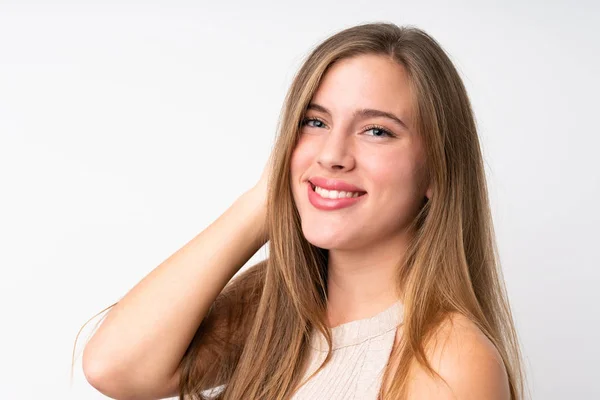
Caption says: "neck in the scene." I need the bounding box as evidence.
[325,238,407,327]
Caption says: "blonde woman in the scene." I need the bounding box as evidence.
[78,22,525,399]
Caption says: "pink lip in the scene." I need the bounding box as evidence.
[308,176,366,193]
[306,182,366,211]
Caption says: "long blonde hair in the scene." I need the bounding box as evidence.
[74,22,525,399]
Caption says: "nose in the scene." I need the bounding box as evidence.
[316,126,356,171]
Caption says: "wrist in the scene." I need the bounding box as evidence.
[238,189,268,244]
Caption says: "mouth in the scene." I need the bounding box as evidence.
[305,180,367,211]
[308,181,367,199]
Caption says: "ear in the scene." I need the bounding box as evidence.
[425,186,433,200]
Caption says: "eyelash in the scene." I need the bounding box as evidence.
[300,117,396,138]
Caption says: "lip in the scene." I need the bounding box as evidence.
[306,182,366,211]
[308,176,366,193]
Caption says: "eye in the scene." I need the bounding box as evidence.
[363,124,395,138]
[301,117,327,128]
[300,117,396,139]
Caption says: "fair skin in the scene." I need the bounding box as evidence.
[290,54,510,398]
[290,53,431,324]
[82,53,508,399]
[383,313,512,399]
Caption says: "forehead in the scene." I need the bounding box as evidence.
[310,54,414,122]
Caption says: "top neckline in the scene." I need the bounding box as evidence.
[309,300,404,352]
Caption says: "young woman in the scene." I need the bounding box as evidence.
[78,22,525,399]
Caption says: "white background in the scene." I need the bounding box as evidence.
[1,1,598,399]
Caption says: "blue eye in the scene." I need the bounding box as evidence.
[363,125,395,138]
[300,117,395,138]
[301,117,326,128]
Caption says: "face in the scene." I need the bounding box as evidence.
[290,53,432,251]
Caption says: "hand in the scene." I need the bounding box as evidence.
[240,150,274,245]
[251,149,274,208]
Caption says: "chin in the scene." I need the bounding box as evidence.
[300,222,355,250]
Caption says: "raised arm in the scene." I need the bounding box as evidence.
[82,159,271,399]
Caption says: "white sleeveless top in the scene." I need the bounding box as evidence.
[291,300,404,400]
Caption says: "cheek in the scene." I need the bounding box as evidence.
[290,136,316,181]
[366,154,425,202]
[367,154,409,184]
[290,140,313,204]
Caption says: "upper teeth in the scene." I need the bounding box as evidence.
[314,185,361,199]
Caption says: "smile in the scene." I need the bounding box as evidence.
[307,182,366,211]
[312,183,362,199]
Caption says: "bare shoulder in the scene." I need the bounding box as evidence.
[406,312,511,400]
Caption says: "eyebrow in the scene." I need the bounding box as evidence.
[306,103,409,130]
